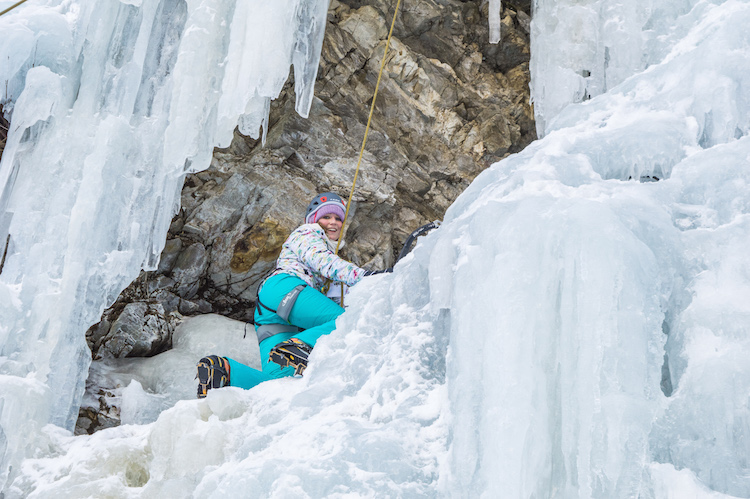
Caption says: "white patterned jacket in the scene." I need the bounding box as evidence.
[270,223,365,291]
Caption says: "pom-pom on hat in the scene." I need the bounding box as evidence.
[305,192,346,224]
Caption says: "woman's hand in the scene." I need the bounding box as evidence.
[363,267,393,276]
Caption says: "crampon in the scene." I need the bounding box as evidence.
[268,338,312,376]
[196,355,230,399]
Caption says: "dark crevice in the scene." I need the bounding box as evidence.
[0,103,9,163]
[0,234,10,276]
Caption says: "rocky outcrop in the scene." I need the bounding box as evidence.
[184,0,532,315]
[79,0,535,432]
[87,301,173,360]
[76,388,120,436]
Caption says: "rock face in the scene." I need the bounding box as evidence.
[190,0,532,317]
[87,301,173,360]
[79,0,534,431]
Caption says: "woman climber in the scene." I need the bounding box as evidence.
[196,192,384,398]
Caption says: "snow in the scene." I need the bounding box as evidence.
[1,0,750,497]
[85,314,260,426]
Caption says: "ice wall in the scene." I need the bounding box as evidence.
[7,0,750,496]
[3,0,750,497]
[0,0,328,488]
[530,0,719,137]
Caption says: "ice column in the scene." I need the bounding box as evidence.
[435,142,673,497]
[0,0,328,488]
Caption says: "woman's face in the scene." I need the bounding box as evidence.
[317,214,343,241]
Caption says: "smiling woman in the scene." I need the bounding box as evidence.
[317,213,343,240]
[196,191,385,397]
[306,192,346,242]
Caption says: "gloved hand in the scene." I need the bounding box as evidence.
[364,267,393,276]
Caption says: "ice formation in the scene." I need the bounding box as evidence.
[2,0,750,497]
[489,0,503,44]
[0,0,328,490]
[529,0,734,138]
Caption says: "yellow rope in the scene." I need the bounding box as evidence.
[0,0,30,17]
[335,0,402,255]
[331,0,402,306]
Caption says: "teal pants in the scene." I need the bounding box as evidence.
[226,273,345,389]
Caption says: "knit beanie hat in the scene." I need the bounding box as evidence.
[305,192,346,224]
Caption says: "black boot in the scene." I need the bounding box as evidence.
[268,338,312,376]
[196,355,230,399]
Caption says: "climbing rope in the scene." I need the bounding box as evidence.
[330,0,402,307]
[335,0,402,255]
[0,0,30,17]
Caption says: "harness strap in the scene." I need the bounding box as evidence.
[253,270,276,317]
[276,284,305,322]
[256,323,303,343]
[254,283,306,343]
[256,296,276,316]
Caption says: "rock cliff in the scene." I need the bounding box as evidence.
[78,0,535,433]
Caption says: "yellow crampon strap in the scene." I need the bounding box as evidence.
[0,0,30,17]
[333,0,402,308]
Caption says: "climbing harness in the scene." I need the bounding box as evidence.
[251,273,306,342]
[256,323,302,343]
[275,284,305,320]
[254,284,305,337]
[0,0,29,17]
[254,282,304,323]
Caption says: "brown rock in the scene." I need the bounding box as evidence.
[80,0,535,432]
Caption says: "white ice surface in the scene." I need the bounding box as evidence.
[3,0,750,497]
[529,0,736,138]
[489,0,502,44]
[0,0,328,489]
[84,314,260,426]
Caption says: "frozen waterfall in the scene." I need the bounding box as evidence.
[0,0,329,490]
[2,0,750,497]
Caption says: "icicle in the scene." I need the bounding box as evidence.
[0,0,331,487]
[489,0,502,44]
